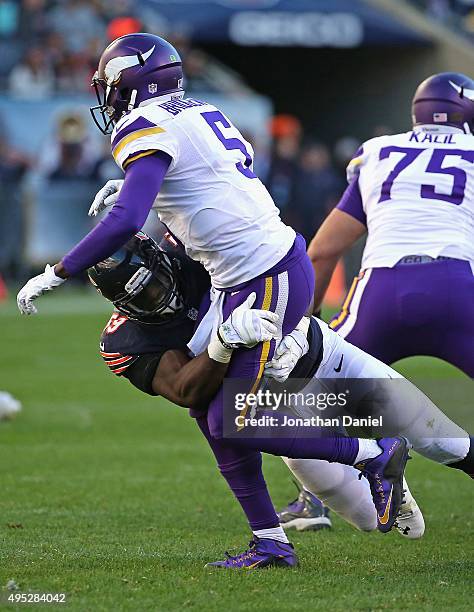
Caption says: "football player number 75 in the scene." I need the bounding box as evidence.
[378,146,474,205]
[201,110,257,179]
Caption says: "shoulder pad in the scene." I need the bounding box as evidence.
[99,313,139,376]
[111,106,177,170]
[346,145,364,183]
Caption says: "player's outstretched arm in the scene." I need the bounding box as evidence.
[17,152,171,315]
[307,208,366,313]
[152,294,279,409]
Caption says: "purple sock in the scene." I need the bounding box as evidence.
[233,435,359,466]
[195,415,279,531]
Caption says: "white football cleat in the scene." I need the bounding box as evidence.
[0,391,22,420]
[395,478,425,539]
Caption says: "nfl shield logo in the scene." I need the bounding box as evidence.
[148,83,158,94]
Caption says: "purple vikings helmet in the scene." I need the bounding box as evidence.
[412,72,474,133]
[90,33,184,134]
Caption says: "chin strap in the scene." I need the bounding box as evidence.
[128,89,138,112]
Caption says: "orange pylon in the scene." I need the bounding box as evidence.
[324,260,346,307]
[0,274,8,302]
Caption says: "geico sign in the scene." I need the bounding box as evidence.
[229,11,364,47]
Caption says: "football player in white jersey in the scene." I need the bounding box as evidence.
[17,33,315,442]
[18,34,429,547]
[278,72,474,530]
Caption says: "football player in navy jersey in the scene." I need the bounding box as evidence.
[90,227,472,567]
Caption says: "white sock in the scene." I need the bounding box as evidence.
[253,526,289,544]
[354,439,382,464]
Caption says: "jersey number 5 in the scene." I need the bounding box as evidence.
[378,146,474,205]
[201,111,257,179]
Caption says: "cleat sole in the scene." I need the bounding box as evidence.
[281,516,332,532]
[378,438,410,533]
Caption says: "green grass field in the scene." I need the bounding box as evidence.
[1,291,472,611]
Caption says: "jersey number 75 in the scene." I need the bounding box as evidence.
[378,146,474,205]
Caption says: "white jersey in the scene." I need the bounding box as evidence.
[347,125,474,270]
[111,97,295,288]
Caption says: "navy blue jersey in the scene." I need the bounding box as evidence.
[97,228,323,395]
[99,254,210,394]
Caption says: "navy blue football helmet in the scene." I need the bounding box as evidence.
[88,230,185,324]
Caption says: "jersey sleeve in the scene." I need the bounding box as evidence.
[100,348,139,376]
[336,176,367,226]
[99,313,139,376]
[121,353,164,396]
[99,313,169,395]
[100,348,166,395]
[111,114,179,171]
[346,146,364,183]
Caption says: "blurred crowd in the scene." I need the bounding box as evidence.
[0,0,250,97]
[263,116,394,248]
[264,115,351,247]
[412,0,474,39]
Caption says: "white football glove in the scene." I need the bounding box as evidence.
[208,293,279,363]
[17,264,66,315]
[219,293,279,348]
[88,179,124,217]
[264,316,310,382]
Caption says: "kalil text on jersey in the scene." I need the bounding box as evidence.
[409,132,456,144]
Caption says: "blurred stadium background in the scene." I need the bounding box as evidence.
[2,0,474,292]
[1,1,473,610]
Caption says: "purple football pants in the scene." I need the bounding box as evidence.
[195,414,359,531]
[330,259,474,376]
[191,235,359,531]
[205,234,315,439]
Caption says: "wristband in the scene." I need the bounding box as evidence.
[217,327,238,350]
[207,335,233,363]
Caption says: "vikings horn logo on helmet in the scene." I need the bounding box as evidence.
[90,34,184,134]
[104,45,155,85]
[449,80,474,101]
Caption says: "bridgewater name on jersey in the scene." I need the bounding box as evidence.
[347,125,474,270]
[110,97,295,289]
